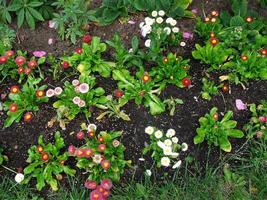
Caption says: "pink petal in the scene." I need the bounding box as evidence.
[191,8,198,14]
[49,20,56,29]
[48,38,53,45]
[235,99,247,110]
[128,20,136,25]
[33,51,46,57]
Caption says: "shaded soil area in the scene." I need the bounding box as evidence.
[1,0,267,195]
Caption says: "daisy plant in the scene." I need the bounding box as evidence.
[139,10,183,61]
[112,69,166,115]
[194,107,244,152]
[51,75,108,121]
[244,101,267,140]
[23,132,76,191]
[3,77,48,128]
[150,53,191,88]
[62,36,115,77]
[143,126,188,168]
[0,50,45,83]
[68,123,130,183]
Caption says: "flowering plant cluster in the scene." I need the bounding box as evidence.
[51,75,108,121]
[23,132,76,191]
[139,10,184,61]
[0,50,45,83]
[85,178,113,200]
[143,126,188,168]
[68,123,130,183]
[150,53,191,88]
[244,101,267,140]
[194,107,244,152]
[62,36,114,77]
[3,77,48,127]
[193,3,267,85]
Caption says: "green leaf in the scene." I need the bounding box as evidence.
[131,36,139,52]
[4,110,24,128]
[38,57,46,65]
[222,120,237,129]
[17,9,25,28]
[28,1,43,7]
[28,7,44,21]
[36,174,45,191]
[230,16,245,26]
[227,129,244,138]
[194,134,205,144]
[221,111,233,123]
[26,10,35,29]
[218,136,232,152]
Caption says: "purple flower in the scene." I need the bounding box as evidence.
[33,51,46,57]
[183,32,193,40]
[235,99,247,110]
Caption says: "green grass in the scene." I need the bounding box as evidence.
[0,140,266,200]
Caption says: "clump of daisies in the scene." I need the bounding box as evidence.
[143,126,188,168]
[49,75,107,121]
[139,10,186,49]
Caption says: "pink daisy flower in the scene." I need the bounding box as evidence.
[79,83,89,93]
[46,89,55,97]
[72,96,81,104]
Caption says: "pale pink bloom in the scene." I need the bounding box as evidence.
[48,20,56,29]
[78,100,85,107]
[72,79,80,86]
[72,96,81,104]
[93,154,103,164]
[54,87,62,96]
[48,38,53,45]
[33,51,46,57]
[128,20,136,24]
[79,83,89,93]
[191,8,198,14]
[235,99,247,110]
[46,89,55,97]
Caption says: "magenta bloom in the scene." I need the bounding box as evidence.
[85,180,97,190]
[90,190,103,200]
[68,145,76,155]
[182,32,193,40]
[235,99,247,110]
[100,179,113,190]
[33,51,46,57]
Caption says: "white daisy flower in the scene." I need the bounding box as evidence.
[166,17,173,24]
[139,22,145,28]
[172,160,182,169]
[141,24,152,37]
[144,39,151,48]
[88,123,97,131]
[79,83,89,93]
[157,141,166,149]
[158,10,165,16]
[145,169,152,176]
[128,48,133,53]
[170,19,177,26]
[72,96,81,104]
[145,126,154,135]
[145,17,155,26]
[156,17,163,24]
[15,173,24,183]
[154,130,163,139]
[54,87,62,96]
[166,129,176,138]
[151,10,158,17]
[171,137,178,143]
[161,157,170,167]
[172,27,179,33]
[163,27,171,35]
[46,89,54,97]
[180,41,186,47]
[163,146,172,155]
[72,79,80,86]
[170,152,179,158]
[181,142,188,151]
[164,139,172,146]
[93,154,102,164]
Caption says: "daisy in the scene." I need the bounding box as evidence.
[156,17,163,24]
[166,129,176,138]
[46,89,55,97]
[15,173,24,183]
[164,139,172,146]
[170,19,177,26]
[172,27,179,33]
[93,154,103,164]
[145,126,154,135]
[79,83,89,93]
[172,137,178,143]
[145,17,155,26]
[181,143,188,151]
[161,157,170,167]
[72,79,80,86]
[54,87,62,96]
[145,39,151,48]
[151,10,158,17]
[163,146,172,155]
[163,27,171,35]
[154,130,163,139]
[157,141,166,149]
[166,17,173,24]
[88,123,97,132]
[158,10,165,16]
[72,96,81,105]
[180,41,186,47]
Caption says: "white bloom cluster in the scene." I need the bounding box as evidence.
[70,79,90,107]
[46,87,63,97]
[139,10,180,48]
[145,126,188,168]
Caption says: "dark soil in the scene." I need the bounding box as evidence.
[1,0,267,196]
